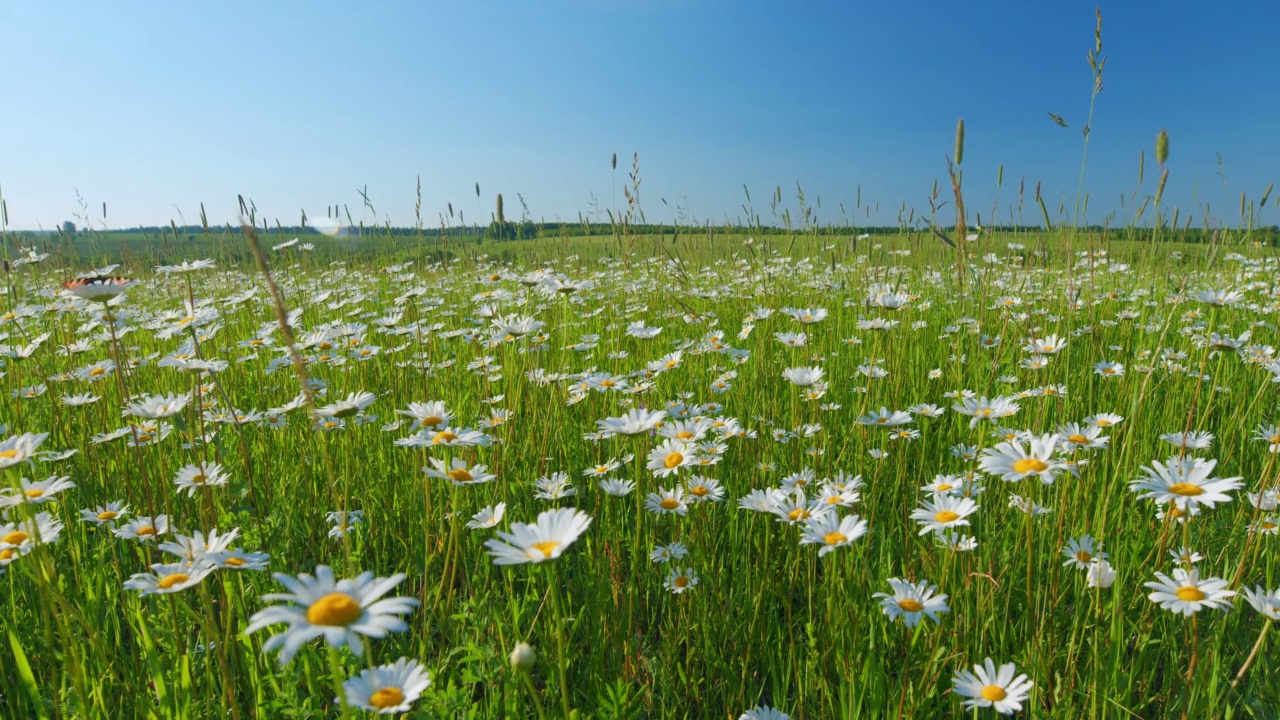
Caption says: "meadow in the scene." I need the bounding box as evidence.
[0,207,1278,720]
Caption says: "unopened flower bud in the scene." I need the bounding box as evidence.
[509,642,535,671]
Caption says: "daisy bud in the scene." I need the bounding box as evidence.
[509,642,536,671]
[1088,559,1117,589]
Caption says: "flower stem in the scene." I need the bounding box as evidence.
[547,564,573,719]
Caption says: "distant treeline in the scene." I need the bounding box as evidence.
[18,223,1280,244]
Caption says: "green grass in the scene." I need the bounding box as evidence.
[0,226,1277,718]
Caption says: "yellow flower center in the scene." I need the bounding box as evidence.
[1012,458,1048,474]
[224,557,247,567]
[788,508,810,522]
[690,486,709,497]
[664,453,684,469]
[157,573,190,590]
[1096,419,1112,426]
[2,531,30,545]
[135,526,155,537]
[674,576,690,588]
[1168,483,1204,497]
[936,483,954,492]
[981,685,1007,701]
[433,431,458,444]
[0,450,17,459]
[977,409,993,418]
[1075,551,1092,562]
[530,541,559,558]
[367,686,405,708]
[447,469,473,483]
[23,489,44,499]
[1103,367,1116,374]
[659,498,680,510]
[676,431,695,440]
[90,367,106,376]
[1261,521,1277,531]
[0,549,15,560]
[823,531,847,546]
[934,510,960,524]
[1068,434,1088,444]
[897,599,924,612]
[1176,586,1206,602]
[97,511,118,521]
[191,474,207,485]
[306,592,362,626]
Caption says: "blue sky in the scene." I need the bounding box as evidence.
[2,1,1277,230]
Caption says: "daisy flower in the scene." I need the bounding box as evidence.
[1056,423,1108,452]
[1087,559,1117,589]
[598,478,635,496]
[663,566,699,594]
[647,439,693,477]
[244,566,418,664]
[398,401,453,430]
[483,508,592,565]
[684,476,726,503]
[115,515,171,543]
[0,475,76,507]
[799,513,868,556]
[317,391,376,418]
[1145,568,1235,616]
[1093,361,1124,377]
[1241,586,1280,620]
[1192,288,1244,306]
[209,549,271,571]
[596,408,666,436]
[79,501,129,526]
[124,393,191,419]
[1159,430,1215,451]
[1061,535,1107,569]
[873,578,950,627]
[952,658,1034,715]
[425,457,497,487]
[911,496,979,535]
[173,463,230,497]
[467,503,506,529]
[340,657,432,714]
[124,561,216,596]
[979,434,1063,484]
[952,396,1019,428]
[1130,456,1242,511]
[0,512,64,555]
[781,367,824,386]
[645,487,689,516]
[855,407,913,427]
[768,489,826,525]
[1086,412,1126,427]
[650,541,690,563]
[0,432,49,470]
[739,707,789,720]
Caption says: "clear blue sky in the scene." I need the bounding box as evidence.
[2,1,1277,231]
